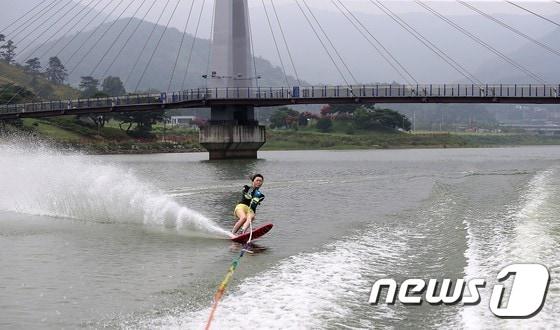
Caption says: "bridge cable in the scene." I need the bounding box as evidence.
[13,0,81,54]
[167,0,196,91]
[415,0,547,84]
[293,0,351,86]
[38,0,106,60]
[248,2,261,88]
[17,0,100,61]
[334,0,417,85]
[181,0,207,90]
[101,0,159,78]
[335,0,416,85]
[6,0,73,60]
[1,0,116,104]
[51,0,115,59]
[0,0,117,105]
[458,1,560,59]
[271,0,301,86]
[506,1,560,29]
[68,0,137,78]
[0,0,58,35]
[1,0,125,105]
[57,0,125,66]
[123,0,172,89]
[4,0,65,42]
[0,0,59,101]
[261,0,290,87]
[134,0,182,92]
[302,0,359,85]
[0,0,103,103]
[369,0,481,84]
[204,0,215,89]
[0,0,89,103]
[89,0,151,77]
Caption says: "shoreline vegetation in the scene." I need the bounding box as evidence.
[2,51,559,154]
[1,37,559,155]
[2,117,560,154]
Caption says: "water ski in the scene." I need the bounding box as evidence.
[231,223,273,244]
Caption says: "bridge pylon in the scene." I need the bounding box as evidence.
[200,0,265,160]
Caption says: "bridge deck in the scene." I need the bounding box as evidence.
[1,84,559,120]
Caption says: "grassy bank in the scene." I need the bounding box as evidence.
[13,117,202,154]
[4,117,560,154]
[263,130,560,150]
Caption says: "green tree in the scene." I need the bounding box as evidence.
[0,40,16,63]
[24,57,41,74]
[79,76,99,98]
[329,104,358,114]
[376,108,411,131]
[101,76,126,96]
[320,105,331,117]
[92,91,109,98]
[0,84,34,104]
[270,106,299,128]
[353,107,411,131]
[89,91,112,128]
[34,83,54,99]
[352,107,370,128]
[297,112,317,127]
[114,111,163,136]
[316,117,333,132]
[46,56,67,84]
[0,34,5,42]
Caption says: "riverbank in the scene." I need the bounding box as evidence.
[3,117,560,154]
[263,130,560,150]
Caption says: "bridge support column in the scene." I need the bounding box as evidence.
[200,123,266,160]
[199,0,265,159]
[200,105,265,160]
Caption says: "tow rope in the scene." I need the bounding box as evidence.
[205,222,253,330]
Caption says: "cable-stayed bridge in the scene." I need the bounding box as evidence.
[1,84,559,120]
[1,0,559,158]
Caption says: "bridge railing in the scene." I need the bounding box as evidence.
[1,84,559,116]
[0,93,165,115]
[181,84,560,100]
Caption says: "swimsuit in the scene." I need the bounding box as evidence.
[233,187,265,216]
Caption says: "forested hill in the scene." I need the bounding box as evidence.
[21,18,300,92]
[0,60,79,103]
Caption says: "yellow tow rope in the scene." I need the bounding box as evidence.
[205,222,253,330]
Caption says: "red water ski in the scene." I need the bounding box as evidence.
[231,223,273,243]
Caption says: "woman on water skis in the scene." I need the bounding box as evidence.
[231,174,265,237]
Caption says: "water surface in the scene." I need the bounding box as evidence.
[0,145,559,329]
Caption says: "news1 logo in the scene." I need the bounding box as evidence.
[369,264,550,318]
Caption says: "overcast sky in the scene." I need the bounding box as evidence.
[262,0,560,15]
[3,0,559,84]
[5,0,560,38]
[5,1,559,54]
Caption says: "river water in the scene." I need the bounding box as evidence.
[0,143,559,329]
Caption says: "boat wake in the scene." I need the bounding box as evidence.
[0,141,229,238]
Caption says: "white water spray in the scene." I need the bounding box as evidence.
[0,141,230,238]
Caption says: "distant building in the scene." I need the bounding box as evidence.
[499,123,560,136]
[169,116,197,128]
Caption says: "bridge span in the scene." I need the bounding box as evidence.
[1,84,559,120]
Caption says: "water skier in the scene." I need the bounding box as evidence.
[231,174,265,236]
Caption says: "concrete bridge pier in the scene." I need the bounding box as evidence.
[200,105,266,160]
[199,0,265,159]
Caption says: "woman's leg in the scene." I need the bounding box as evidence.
[232,208,248,234]
[241,211,255,232]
